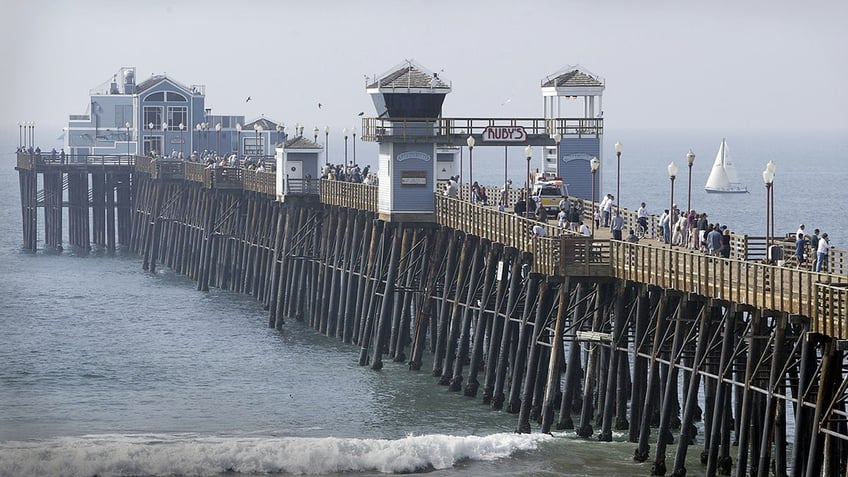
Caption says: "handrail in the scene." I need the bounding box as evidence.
[16,152,135,170]
[320,180,378,211]
[609,240,848,336]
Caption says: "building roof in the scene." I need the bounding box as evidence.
[366,60,450,90]
[243,117,282,131]
[541,66,605,88]
[284,136,322,149]
[136,74,198,95]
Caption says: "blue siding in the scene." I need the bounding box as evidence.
[561,138,601,200]
[389,143,435,212]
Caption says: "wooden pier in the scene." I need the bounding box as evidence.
[16,152,848,476]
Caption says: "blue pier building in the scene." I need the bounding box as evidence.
[64,67,283,161]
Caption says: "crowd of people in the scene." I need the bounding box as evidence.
[794,224,833,272]
[449,178,839,273]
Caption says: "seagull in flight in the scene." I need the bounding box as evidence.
[357,112,364,116]
[245,96,252,103]
[500,97,512,107]
[318,103,322,109]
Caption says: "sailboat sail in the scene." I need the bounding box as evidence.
[704,138,747,193]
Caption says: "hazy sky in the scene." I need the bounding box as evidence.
[2,0,846,143]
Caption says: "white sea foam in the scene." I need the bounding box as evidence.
[0,432,552,477]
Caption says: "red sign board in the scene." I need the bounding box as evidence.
[481,126,527,142]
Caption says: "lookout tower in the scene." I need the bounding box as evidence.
[541,66,605,200]
[366,60,451,222]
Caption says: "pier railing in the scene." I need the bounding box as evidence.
[610,240,848,336]
[435,195,586,276]
[243,169,275,196]
[320,180,378,211]
[16,152,135,170]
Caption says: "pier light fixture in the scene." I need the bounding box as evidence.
[763,165,775,250]
[179,123,185,157]
[160,122,168,157]
[668,161,678,248]
[148,122,154,130]
[125,122,131,157]
[766,160,776,242]
[195,123,201,152]
[343,128,348,171]
[590,156,601,234]
[324,126,330,165]
[525,145,533,219]
[686,149,695,214]
[614,141,622,212]
[313,126,319,143]
[255,124,264,158]
[236,123,242,158]
[351,126,357,167]
[466,136,476,202]
[215,123,222,155]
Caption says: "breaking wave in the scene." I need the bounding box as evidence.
[0,432,552,476]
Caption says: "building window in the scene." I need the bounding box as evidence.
[244,136,264,156]
[143,135,164,156]
[145,91,165,102]
[167,92,187,102]
[167,106,187,130]
[115,105,132,129]
[143,107,163,129]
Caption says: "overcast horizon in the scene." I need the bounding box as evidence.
[2,0,846,148]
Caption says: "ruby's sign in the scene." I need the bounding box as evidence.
[481,126,527,142]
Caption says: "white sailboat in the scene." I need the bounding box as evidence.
[704,138,747,193]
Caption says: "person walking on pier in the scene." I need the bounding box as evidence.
[610,210,624,241]
[795,232,808,268]
[601,194,613,227]
[810,229,821,270]
[707,224,723,256]
[637,202,649,236]
[720,228,732,258]
[659,209,670,244]
[816,232,832,272]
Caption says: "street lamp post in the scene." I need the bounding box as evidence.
[18,123,22,148]
[195,123,202,154]
[215,123,222,156]
[179,123,185,158]
[313,126,319,144]
[668,161,678,249]
[255,124,264,160]
[343,128,349,172]
[686,149,695,215]
[766,160,777,244]
[467,135,475,202]
[590,156,601,234]
[614,141,622,212]
[525,145,533,219]
[125,122,131,158]
[763,168,773,253]
[352,126,357,167]
[324,126,330,165]
[161,122,168,156]
[235,123,242,159]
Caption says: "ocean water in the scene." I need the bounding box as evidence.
[0,130,844,477]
